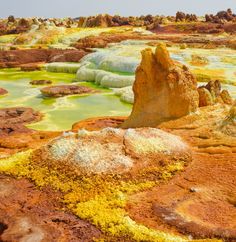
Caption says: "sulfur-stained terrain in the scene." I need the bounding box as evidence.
[0,9,235,242]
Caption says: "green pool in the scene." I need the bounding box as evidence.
[0,69,132,131]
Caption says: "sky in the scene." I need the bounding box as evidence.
[0,0,236,18]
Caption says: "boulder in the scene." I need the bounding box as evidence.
[122,44,199,128]
[40,85,93,98]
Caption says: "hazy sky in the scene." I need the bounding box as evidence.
[1,0,236,18]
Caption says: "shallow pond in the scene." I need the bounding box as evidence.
[0,69,131,131]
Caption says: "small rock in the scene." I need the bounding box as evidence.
[30,80,52,85]
[190,187,200,193]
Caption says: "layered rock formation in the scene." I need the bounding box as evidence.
[0,107,60,155]
[0,49,88,68]
[74,32,159,50]
[122,44,199,128]
[0,107,42,137]
[40,85,93,98]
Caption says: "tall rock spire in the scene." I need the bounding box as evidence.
[122,43,199,128]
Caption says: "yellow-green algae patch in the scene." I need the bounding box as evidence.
[0,68,132,131]
[0,151,221,241]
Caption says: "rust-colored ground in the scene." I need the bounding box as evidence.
[0,104,235,241]
[71,105,236,241]
[0,174,102,242]
[126,105,236,241]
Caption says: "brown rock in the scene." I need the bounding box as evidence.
[86,14,113,27]
[0,107,42,128]
[40,85,93,98]
[48,50,88,62]
[0,107,61,155]
[205,9,236,23]
[7,15,15,23]
[198,80,233,106]
[0,88,8,96]
[205,80,221,98]
[0,107,42,149]
[122,44,199,128]
[198,87,214,107]
[220,90,233,105]
[0,49,89,68]
[74,32,160,50]
[30,80,52,85]
[20,64,41,71]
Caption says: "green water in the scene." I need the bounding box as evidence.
[0,69,132,131]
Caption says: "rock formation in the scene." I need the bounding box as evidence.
[198,80,233,107]
[33,127,190,175]
[122,44,199,128]
[0,107,60,155]
[0,107,41,128]
[73,32,159,50]
[0,49,88,69]
[0,107,42,138]
[176,12,197,22]
[205,9,236,23]
[40,85,93,98]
